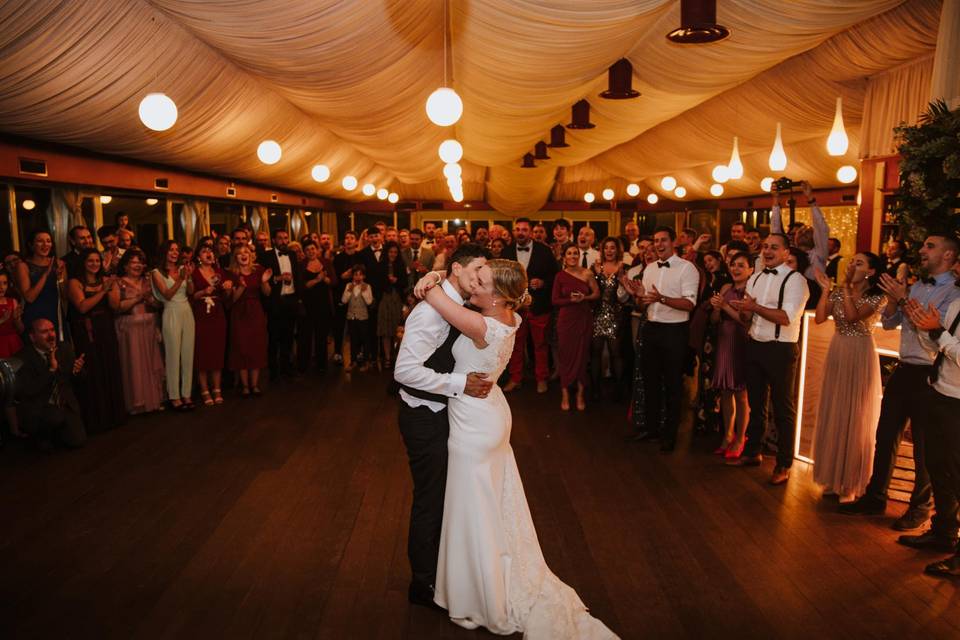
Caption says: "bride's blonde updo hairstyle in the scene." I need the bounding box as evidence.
[488,259,531,310]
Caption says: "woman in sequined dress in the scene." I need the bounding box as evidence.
[591,237,625,400]
[812,252,885,503]
[623,242,659,436]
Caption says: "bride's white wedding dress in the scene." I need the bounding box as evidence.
[434,314,618,639]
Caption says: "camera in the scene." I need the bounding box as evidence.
[772,177,801,192]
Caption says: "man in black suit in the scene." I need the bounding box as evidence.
[825,237,842,282]
[502,217,558,393]
[259,228,300,379]
[359,227,387,363]
[61,225,94,280]
[15,318,87,450]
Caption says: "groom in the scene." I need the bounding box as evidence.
[394,243,493,608]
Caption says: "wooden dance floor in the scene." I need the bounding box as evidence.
[3,372,959,639]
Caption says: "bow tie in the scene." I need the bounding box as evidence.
[657,261,670,268]
[762,268,778,275]
[517,245,531,252]
[921,277,936,285]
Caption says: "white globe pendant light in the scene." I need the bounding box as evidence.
[660,176,677,191]
[438,139,463,164]
[311,164,330,182]
[712,164,730,184]
[827,97,849,156]
[710,183,724,197]
[584,192,595,203]
[646,193,659,204]
[138,92,178,131]
[377,188,389,200]
[443,163,462,180]
[768,123,787,171]
[388,192,399,204]
[727,136,744,180]
[760,176,774,192]
[674,186,686,199]
[626,183,640,197]
[426,87,463,127]
[362,183,376,196]
[837,165,858,184]
[257,140,282,165]
[342,176,358,191]
[602,188,615,201]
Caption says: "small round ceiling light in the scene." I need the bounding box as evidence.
[311,164,330,182]
[376,188,389,200]
[646,193,659,204]
[584,192,595,203]
[100,195,112,204]
[145,198,159,206]
[673,186,687,198]
[387,192,399,204]
[626,183,640,197]
[22,199,35,211]
[443,163,462,180]
[602,188,615,201]
[342,176,358,191]
[760,176,774,192]
[712,164,730,184]
[362,183,376,196]
[660,176,677,191]
[710,183,724,197]
[425,87,463,127]
[837,165,858,184]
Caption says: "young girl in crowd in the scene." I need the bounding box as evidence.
[152,240,196,410]
[812,253,885,503]
[342,265,374,372]
[709,252,754,457]
[0,271,25,437]
[111,248,165,415]
[227,245,271,397]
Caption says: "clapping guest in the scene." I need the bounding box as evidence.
[691,251,732,431]
[297,240,333,373]
[532,223,548,244]
[709,252,754,457]
[191,245,230,405]
[552,244,600,411]
[15,230,65,339]
[591,237,626,400]
[884,239,910,282]
[503,218,558,393]
[576,226,600,268]
[111,248,165,415]
[98,225,124,276]
[634,227,700,451]
[620,241,660,440]
[227,245,271,396]
[378,242,406,369]
[787,247,821,308]
[151,240,196,410]
[811,253,885,502]
[727,233,809,483]
[402,229,435,286]
[489,238,506,258]
[473,226,489,245]
[551,218,572,262]
[15,318,87,449]
[342,265,375,372]
[216,234,232,266]
[333,231,364,365]
[260,228,299,380]
[66,248,126,431]
[0,270,25,439]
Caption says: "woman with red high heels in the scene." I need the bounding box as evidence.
[709,252,753,457]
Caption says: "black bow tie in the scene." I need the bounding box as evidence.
[762,268,778,275]
[517,245,530,252]
[921,277,936,286]
[657,261,670,268]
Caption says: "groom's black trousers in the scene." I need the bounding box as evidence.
[398,401,449,588]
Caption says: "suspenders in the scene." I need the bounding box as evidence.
[750,269,798,340]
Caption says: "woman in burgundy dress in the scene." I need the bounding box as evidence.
[66,248,127,432]
[551,244,599,411]
[709,251,754,458]
[226,245,272,396]
[191,245,231,405]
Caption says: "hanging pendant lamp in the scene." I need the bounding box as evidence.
[666,0,730,44]
[768,123,787,172]
[521,153,536,168]
[567,100,596,129]
[727,136,743,179]
[599,59,640,99]
[534,141,551,160]
[548,125,570,148]
[826,97,849,156]
[425,1,462,127]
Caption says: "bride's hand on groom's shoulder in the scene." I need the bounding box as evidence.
[414,271,444,299]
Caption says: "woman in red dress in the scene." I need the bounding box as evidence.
[226,245,272,396]
[191,245,231,405]
[0,270,25,438]
[551,243,599,411]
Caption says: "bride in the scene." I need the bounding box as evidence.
[415,259,618,639]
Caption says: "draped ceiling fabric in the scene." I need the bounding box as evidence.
[0,0,945,216]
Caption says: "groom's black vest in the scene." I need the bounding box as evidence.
[400,326,462,404]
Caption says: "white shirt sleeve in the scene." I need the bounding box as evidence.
[680,263,699,304]
[780,272,810,321]
[393,304,467,399]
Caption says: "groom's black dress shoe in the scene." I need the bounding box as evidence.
[408,582,446,612]
[897,530,959,553]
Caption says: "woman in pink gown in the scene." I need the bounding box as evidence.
[551,244,600,411]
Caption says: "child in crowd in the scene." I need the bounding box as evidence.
[0,271,25,437]
[342,265,374,372]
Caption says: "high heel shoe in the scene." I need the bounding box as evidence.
[212,388,224,404]
[724,437,747,459]
[714,440,734,455]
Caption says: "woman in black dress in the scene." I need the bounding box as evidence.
[297,240,334,373]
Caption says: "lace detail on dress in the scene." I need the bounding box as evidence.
[483,314,521,381]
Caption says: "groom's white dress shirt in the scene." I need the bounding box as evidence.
[394,279,467,412]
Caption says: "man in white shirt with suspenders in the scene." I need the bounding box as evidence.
[728,233,809,485]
